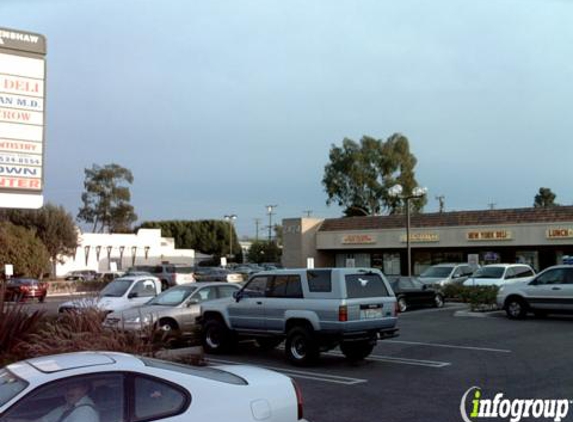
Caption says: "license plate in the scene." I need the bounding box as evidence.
[360,308,383,319]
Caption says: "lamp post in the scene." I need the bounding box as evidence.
[224,214,237,259]
[266,205,278,242]
[388,184,428,278]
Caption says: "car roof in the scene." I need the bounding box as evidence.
[18,352,144,374]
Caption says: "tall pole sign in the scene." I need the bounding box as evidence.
[0,27,47,209]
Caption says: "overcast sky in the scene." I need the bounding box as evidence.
[2,0,573,238]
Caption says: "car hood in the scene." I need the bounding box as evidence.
[111,304,174,320]
[60,296,133,312]
[418,277,445,284]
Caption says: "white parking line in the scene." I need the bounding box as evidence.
[385,340,511,353]
[208,358,368,385]
[325,351,451,368]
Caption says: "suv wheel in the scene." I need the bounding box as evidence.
[161,280,169,291]
[398,297,408,313]
[340,341,374,361]
[434,294,444,308]
[285,326,319,366]
[505,297,527,319]
[203,319,233,353]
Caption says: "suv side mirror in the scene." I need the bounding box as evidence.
[128,292,139,299]
[233,290,243,302]
[186,298,200,306]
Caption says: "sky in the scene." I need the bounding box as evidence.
[2,0,573,238]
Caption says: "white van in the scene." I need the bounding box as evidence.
[58,275,162,314]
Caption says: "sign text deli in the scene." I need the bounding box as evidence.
[0,27,46,208]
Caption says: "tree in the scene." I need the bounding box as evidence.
[247,241,281,264]
[0,222,50,278]
[137,220,240,259]
[322,133,426,216]
[77,163,137,233]
[534,187,559,208]
[0,203,78,276]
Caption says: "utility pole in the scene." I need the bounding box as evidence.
[266,205,278,242]
[254,218,261,242]
[435,195,445,213]
[488,202,496,210]
[303,210,313,217]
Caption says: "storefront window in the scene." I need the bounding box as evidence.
[516,251,539,271]
[383,253,401,275]
[335,253,370,268]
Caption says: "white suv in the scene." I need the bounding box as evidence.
[462,264,535,287]
[497,265,573,319]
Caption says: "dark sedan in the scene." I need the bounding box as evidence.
[4,278,48,303]
[390,278,444,312]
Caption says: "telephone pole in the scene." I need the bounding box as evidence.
[266,205,278,242]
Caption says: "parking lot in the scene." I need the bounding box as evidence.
[200,303,573,422]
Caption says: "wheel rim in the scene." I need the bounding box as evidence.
[160,323,172,332]
[435,295,444,307]
[290,335,307,360]
[398,298,407,312]
[206,328,221,348]
[508,301,522,317]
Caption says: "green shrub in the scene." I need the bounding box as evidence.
[441,284,499,311]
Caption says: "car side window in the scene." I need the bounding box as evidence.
[196,287,216,301]
[453,268,462,277]
[398,279,415,289]
[535,269,566,285]
[134,375,187,420]
[504,268,515,280]
[564,269,573,285]
[132,280,157,297]
[269,275,303,298]
[515,267,535,278]
[3,373,124,422]
[243,276,269,297]
[217,285,239,298]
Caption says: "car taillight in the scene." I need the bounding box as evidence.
[19,286,29,292]
[338,305,348,322]
[291,379,304,420]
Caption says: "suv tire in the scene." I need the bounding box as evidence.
[203,319,233,353]
[505,297,527,319]
[397,297,408,313]
[285,326,319,366]
[340,341,374,361]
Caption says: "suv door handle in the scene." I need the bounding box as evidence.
[552,287,561,290]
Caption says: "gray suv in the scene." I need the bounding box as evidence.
[418,263,478,287]
[198,268,399,365]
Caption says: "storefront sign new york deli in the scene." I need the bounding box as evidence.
[546,228,573,239]
[342,234,376,245]
[400,233,440,243]
[466,230,512,241]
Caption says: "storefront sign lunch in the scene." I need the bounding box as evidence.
[342,234,376,245]
[546,228,573,239]
[467,230,512,241]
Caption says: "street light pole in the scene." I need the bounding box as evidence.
[388,185,428,278]
[224,214,237,259]
[266,205,277,242]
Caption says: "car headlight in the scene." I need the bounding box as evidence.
[124,315,151,325]
[498,286,505,294]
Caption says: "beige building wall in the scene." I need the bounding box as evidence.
[282,218,330,268]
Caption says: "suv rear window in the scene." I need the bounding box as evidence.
[345,274,389,298]
[307,270,332,292]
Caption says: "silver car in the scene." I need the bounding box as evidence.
[104,282,240,341]
[418,263,478,287]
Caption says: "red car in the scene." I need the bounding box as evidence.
[4,278,48,303]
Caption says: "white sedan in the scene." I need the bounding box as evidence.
[0,351,308,422]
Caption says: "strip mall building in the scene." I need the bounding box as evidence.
[282,206,573,276]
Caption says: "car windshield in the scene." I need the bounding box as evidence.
[0,369,28,407]
[420,266,453,278]
[147,285,198,306]
[99,279,133,297]
[472,267,504,279]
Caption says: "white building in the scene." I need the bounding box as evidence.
[56,229,196,277]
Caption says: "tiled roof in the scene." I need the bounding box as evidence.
[319,206,573,232]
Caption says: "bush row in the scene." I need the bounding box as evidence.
[441,284,500,311]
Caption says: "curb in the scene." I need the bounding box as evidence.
[454,310,504,318]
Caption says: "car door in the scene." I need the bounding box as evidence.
[227,275,271,330]
[521,268,569,311]
[265,274,304,332]
[179,286,219,332]
[127,278,158,307]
